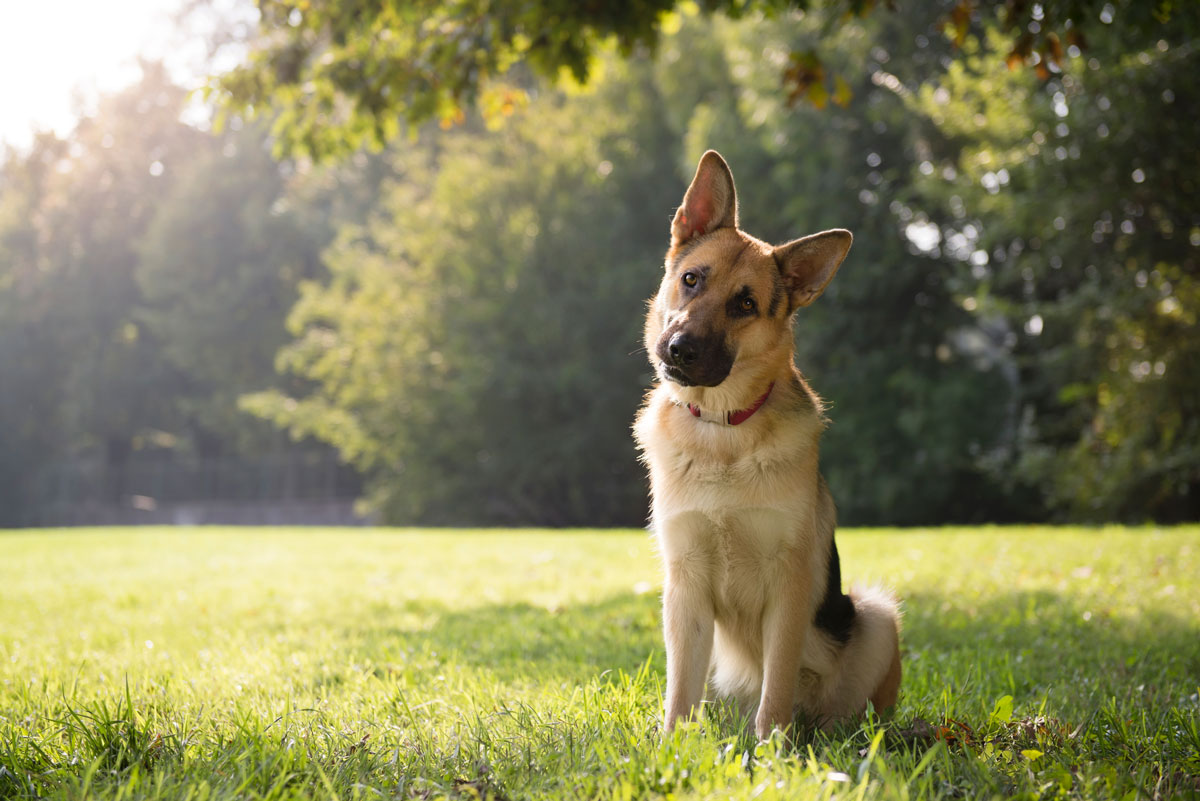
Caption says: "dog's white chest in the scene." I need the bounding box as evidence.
[654,446,815,521]
[656,504,801,566]
[650,435,823,594]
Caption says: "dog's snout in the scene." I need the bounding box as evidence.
[667,333,699,367]
[656,327,733,387]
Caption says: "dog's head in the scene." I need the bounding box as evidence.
[645,150,852,393]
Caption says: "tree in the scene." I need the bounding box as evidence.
[908,29,1200,520]
[0,134,71,522]
[0,64,206,521]
[241,8,1028,526]
[242,58,681,525]
[211,0,1200,159]
[137,123,322,456]
[0,65,371,523]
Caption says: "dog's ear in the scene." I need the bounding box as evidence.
[774,229,853,310]
[671,150,738,247]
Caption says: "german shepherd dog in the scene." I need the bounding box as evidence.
[634,151,901,739]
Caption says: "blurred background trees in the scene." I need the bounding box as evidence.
[0,1,1195,526]
[0,65,366,524]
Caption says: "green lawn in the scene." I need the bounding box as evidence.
[1,526,1198,800]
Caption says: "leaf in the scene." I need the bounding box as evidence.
[947,1,971,47]
[659,10,683,36]
[807,80,829,109]
[990,695,1014,725]
[783,49,825,107]
[833,74,853,107]
[1045,32,1064,64]
[1021,749,1044,761]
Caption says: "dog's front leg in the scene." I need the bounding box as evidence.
[755,550,809,740]
[662,558,714,731]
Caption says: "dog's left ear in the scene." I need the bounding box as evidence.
[774,229,853,310]
[671,150,738,247]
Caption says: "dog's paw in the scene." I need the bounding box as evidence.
[754,711,786,742]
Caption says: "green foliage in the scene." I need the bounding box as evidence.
[214,0,806,158]
[908,29,1200,520]
[250,10,1023,525]
[215,0,1199,160]
[2,525,1198,799]
[244,60,678,524]
[136,123,327,454]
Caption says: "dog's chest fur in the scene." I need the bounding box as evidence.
[635,380,830,607]
[636,379,823,510]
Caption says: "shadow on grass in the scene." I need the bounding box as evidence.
[899,588,1200,711]
[336,592,665,686]
[327,585,1198,714]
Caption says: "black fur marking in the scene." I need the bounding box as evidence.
[727,285,757,318]
[668,238,707,271]
[814,537,856,645]
[768,278,784,317]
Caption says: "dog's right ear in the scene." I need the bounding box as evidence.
[774,229,853,310]
[671,150,738,248]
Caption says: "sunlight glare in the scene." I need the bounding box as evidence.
[0,0,185,148]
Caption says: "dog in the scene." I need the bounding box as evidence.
[633,150,901,739]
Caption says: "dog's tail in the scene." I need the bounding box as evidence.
[852,584,903,711]
[820,584,902,718]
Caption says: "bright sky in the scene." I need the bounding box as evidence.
[0,0,237,150]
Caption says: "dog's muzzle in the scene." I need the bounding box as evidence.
[656,331,733,387]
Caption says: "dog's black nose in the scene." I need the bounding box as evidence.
[668,332,699,367]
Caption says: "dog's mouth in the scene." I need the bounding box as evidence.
[659,360,733,388]
[659,363,697,386]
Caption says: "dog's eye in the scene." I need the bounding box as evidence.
[740,297,756,312]
[682,272,698,288]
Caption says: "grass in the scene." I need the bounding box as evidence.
[1,526,1198,801]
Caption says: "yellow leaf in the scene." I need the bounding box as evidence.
[660,10,683,36]
[833,74,853,107]
[807,80,829,109]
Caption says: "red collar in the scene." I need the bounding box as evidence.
[686,382,775,426]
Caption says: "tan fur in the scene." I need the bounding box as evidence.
[634,151,902,739]
[871,623,904,711]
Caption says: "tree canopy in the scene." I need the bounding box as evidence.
[212,0,1200,159]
